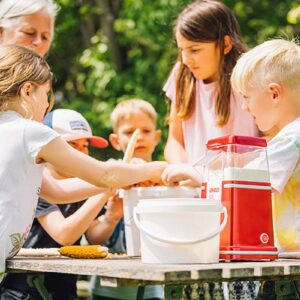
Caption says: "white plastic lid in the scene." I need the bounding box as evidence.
[123,186,199,198]
[135,198,223,213]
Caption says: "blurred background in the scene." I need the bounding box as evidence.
[48,0,300,161]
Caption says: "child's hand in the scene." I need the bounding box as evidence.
[161,164,202,187]
[147,161,168,185]
[104,193,123,224]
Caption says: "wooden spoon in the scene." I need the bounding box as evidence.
[123,128,140,163]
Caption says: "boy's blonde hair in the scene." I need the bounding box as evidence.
[0,44,53,114]
[231,39,300,95]
[111,99,157,132]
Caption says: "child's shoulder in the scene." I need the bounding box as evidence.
[276,118,300,139]
[269,118,300,152]
[18,119,59,147]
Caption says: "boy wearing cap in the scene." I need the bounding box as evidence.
[1,109,123,300]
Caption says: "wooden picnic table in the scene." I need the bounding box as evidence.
[6,256,300,299]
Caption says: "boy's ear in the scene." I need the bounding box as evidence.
[154,129,162,146]
[267,83,282,103]
[224,35,232,55]
[109,133,122,151]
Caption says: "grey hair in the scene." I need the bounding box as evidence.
[0,0,59,37]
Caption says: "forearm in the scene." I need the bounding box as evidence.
[40,193,112,246]
[95,161,164,188]
[164,139,188,163]
[165,112,187,163]
[39,139,165,189]
[40,175,107,204]
[85,216,120,245]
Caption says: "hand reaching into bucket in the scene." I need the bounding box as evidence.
[104,193,124,225]
[162,164,202,187]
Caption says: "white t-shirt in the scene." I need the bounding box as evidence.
[0,111,58,276]
[266,118,300,251]
[163,64,258,164]
[246,117,300,251]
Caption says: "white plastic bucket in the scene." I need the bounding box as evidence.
[122,186,199,256]
[133,199,227,264]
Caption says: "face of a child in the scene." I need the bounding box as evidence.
[242,86,277,132]
[110,112,161,162]
[176,31,221,83]
[0,10,52,57]
[68,138,89,155]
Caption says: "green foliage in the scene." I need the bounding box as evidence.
[229,0,300,45]
[288,5,300,25]
[48,0,300,161]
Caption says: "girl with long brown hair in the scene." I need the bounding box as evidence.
[164,0,257,164]
[163,1,259,298]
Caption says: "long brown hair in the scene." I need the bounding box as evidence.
[173,0,246,126]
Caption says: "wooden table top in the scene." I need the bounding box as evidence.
[7,257,300,286]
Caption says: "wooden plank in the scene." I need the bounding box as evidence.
[197,269,223,280]
[6,258,191,282]
[7,257,300,285]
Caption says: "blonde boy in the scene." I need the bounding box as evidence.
[230,39,300,252]
[91,99,163,300]
[163,39,300,252]
[109,99,161,162]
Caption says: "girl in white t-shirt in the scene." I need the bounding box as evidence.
[0,44,166,279]
[164,0,257,165]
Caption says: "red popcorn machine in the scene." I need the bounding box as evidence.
[199,135,278,260]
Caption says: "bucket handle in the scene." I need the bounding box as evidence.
[133,206,227,245]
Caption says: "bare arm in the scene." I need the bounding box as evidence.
[40,172,108,204]
[164,102,188,163]
[38,137,166,190]
[37,192,113,246]
[85,193,123,245]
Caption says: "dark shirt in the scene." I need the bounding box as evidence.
[2,198,84,300]
[105,218,126,253]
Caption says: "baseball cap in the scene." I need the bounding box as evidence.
[44,109,108,148]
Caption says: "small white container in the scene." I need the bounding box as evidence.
[122,186,199,256]
[133,198,227,264]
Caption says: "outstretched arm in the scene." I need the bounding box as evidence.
[38,137,166,191]
[40,172,108,204]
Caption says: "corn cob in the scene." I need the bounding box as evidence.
[59,245,108,259]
